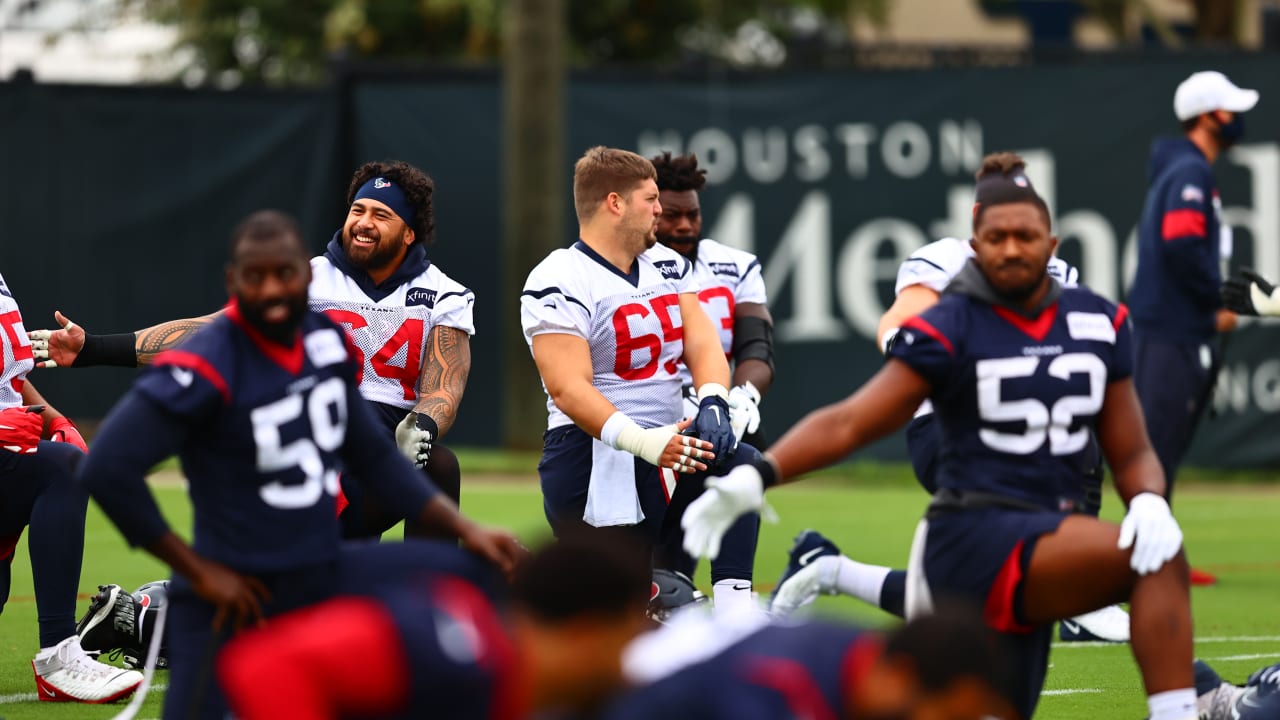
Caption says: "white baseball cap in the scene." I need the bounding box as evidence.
[1173,71,1259,121]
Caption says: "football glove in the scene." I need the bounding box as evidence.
[1117,492,1182,575]
[727,382,762,442]
[0,405,44,454]
[1222,268,1280,316]
[693,384,736,469]
[681,464,766,560]
[49,416,88,454]
[395,412,437,469]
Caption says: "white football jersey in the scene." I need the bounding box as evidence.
[675,239,767,387]
[308,257,475,410]
[894,237,1080,418]
[522,241,699,430]
[0,273,32,410]
[894,237,1079,295]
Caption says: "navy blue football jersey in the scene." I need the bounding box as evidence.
[92,303,436,574]
[889,287,1132,512]
[603,622,878,720]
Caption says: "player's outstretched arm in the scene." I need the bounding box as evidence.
[28,309,223,368]
[411,325,471,438]
[531,332,715,474]
[877,285,940,354]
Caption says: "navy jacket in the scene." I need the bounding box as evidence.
[1128,137,1223,343]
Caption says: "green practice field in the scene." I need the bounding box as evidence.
[1,458,1278,720]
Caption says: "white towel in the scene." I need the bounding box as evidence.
[584,439,644,527]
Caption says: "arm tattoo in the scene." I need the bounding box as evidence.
[135,317,216,365]
[414,326,471,437]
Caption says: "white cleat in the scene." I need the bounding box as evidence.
[32,636,143,703]
[1059,604,1130,643]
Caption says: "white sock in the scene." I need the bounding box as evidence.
[713,579,758,619]
[832,556,893,607]
[1148,688,1197,720]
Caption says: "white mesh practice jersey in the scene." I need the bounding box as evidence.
[895,237,1079,295]
[0,273,32,410]
[675,239,767,386]
[521,241,699,430]
[894,237,1081,418]
[308,257,474,410]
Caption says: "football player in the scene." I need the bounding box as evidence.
[681,156,1196,720]
[649,151,774,616]
[30,161,470,542]
[218,539,651,720]
[78,210,523,720]
[772,153,1130,645]
[520,146,762,618]
[603,605,1013,720]
[0,272,142,703]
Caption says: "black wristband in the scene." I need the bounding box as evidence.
[73,333,138,368]
[754,456,780,488]
[413,412,440,439]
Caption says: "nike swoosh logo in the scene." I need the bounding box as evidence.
[798,547,826,566]
[731,583,752,591]
[711,407,721,424]
[41,686,55,697]
[1061,621,1081,634]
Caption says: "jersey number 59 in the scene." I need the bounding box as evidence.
[251,377,347,509]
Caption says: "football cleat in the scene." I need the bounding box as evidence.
[769,529,841,614]
[76,584,132,658]
[32,636,142,703]
[1190,567,1218,587]
[1058,604,1130,643]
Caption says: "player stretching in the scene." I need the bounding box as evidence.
[682,157,1195,720]
[0,272,142,702]
[521,146,761,617]
[31,161,470,541]
[649,151,775,609]
[79,211,522,720]
[772,153,1129,644]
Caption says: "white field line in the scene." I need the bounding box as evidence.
[1053,635,1280,649]
[1206,653,1280,662]
[0,683,166,705]
[1041,688,1104,696]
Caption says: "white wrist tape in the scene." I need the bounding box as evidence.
[601,411,672,466]
[696,383,729,403]
[880,327,900,355]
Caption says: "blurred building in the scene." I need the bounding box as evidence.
[0,0,179,83]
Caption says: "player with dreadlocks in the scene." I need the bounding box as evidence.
[648,151,774,618]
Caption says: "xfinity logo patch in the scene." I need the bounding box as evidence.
[653,260,682,279]
[407,288,437,308]
[709,262,738,276]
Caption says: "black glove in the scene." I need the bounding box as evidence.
[1222,268,1280,316]
[693,395,737,470]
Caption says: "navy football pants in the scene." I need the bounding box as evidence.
[0,441,86,648]
[1133,334,1216,502]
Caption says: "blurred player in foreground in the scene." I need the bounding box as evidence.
[680,157,1194,720]
[31,161,471,542]
[520,146,761,616]
[771,153,1130,645]
[0,272,141,702]
[78,210,522,719]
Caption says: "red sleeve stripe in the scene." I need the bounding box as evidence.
[1161,209,1206,241]
[155,350,231,404]
[902,316,955,356]
[1112,304,1129,332]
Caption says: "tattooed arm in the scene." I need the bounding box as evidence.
[412,325,472,437]
[28,309,224,368]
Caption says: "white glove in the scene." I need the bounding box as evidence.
[1117,492,1183,575]
[727,382,762,442]
[394,412,436,469]
[681,464,766,561]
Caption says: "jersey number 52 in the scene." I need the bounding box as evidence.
[976,353,1105,456]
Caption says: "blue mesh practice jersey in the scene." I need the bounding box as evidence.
[890,287,1133,511]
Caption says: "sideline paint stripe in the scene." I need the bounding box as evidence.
[1207,653,1280,662]
[1041,688,1104,696]
[0,683,166,705]
[1053,635,1280,649]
